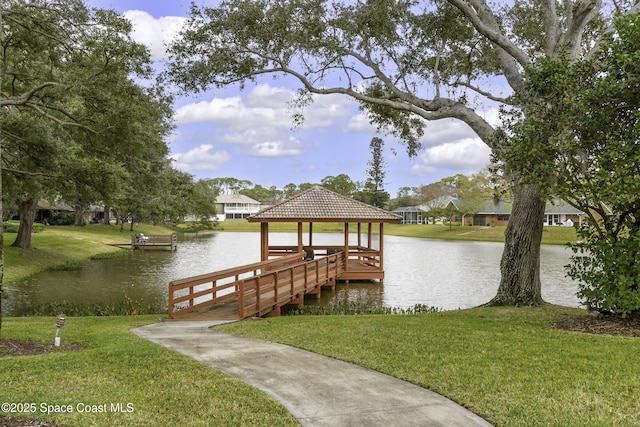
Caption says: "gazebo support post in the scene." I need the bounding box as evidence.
[344,222,349,282]
[260,222,269,261]
[297,222,303,252]
[379,223,384,278]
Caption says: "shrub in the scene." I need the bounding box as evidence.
[48,211,75,225]
[568,223,640,317]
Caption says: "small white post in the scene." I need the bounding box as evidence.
[54,314,66,347]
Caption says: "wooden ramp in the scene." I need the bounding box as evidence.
[168,252,346,320]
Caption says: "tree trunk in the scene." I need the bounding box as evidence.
[74,203,86,226]
[489,184,546,306]
[12,197,38,249]
[103,205,111,225]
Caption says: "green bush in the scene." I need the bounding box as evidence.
[2,221,45,233]
[48,211,75,225]
[568,224,640,316]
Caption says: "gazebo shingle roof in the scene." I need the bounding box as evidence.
[248,186,402,223]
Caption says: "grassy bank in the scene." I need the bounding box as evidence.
[3,223,174,284]
[219,305,640,427]
[0,316,298,427]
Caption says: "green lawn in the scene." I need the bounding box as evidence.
[3,307,636,427]
[218,305,640,427]
[0,316,298,427]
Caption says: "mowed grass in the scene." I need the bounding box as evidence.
[219,305,640,427]
[0,316,298,427]
[3,224,174,283]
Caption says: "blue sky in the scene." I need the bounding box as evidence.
[89,0,495,196]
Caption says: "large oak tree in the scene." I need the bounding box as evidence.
[0,0,176,332]
[497,13,640,315]
[167,0,638,305]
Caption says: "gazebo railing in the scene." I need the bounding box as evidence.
[267,245,381,275]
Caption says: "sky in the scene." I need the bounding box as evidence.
[88,0,497,196]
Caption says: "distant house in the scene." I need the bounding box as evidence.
[392,206,426,224]
[446,198,586,227]
[35,200,74,223]
[542,200,586,226]
[215,194,261,221]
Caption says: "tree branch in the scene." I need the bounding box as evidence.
[450,80,510,104]
[447,0,528,92]
[0,82,60,107]
[559,0,602,59]
[585,1,640,60]
[541,0,561,54]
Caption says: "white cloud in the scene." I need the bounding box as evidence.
[411,138,491,176]
[347,113,378,133]
[420,119,478,147]
[175,85,354,130]
[244,85,294,108]
[302,94,354,128]
[124,10,186,61]
[174,97,264,126]
[248,137,303,157]
[171,144,231,172]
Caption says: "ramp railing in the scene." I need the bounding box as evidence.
[168,252,306,318]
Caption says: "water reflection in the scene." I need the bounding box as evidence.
[2,232,580,316]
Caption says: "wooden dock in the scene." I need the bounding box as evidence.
[168,251,347,320]
[132,234,177,250]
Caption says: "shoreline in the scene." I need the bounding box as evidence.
[3,222,576,285]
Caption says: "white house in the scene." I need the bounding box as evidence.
[215,194,262,221]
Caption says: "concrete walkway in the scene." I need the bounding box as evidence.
[132,321,493,427]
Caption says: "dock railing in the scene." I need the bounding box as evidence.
[239,251,345,318]
[168,252,307,318]
[132,234,177,250]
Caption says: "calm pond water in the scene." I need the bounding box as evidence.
[2,232,581,316]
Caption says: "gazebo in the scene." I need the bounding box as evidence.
[248,186,402,281]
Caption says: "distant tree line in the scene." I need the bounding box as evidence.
[198,166,503,220]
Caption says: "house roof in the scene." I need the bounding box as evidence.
[37,200,74,212]
[215,194,260,204]
[447,198,584,215]
[248,186,402,223]
[544,200,584,214]
[393,206,425,213]
[446,198,512,215]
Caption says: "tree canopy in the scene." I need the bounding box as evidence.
[166,0,638,306]
[1,0,184,244]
